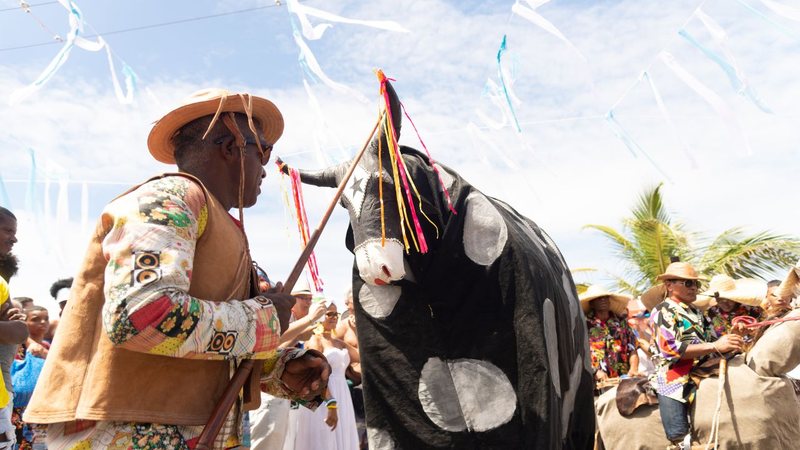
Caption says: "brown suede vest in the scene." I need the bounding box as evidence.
[25,173,263,426]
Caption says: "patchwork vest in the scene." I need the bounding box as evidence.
[24,173,263,426]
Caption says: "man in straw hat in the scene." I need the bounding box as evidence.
[649,262,743,449]
[23,89,330,449]
[702,274,764,338]
[579,285,640,384]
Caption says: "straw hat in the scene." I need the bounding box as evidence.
[640,284,666,311]
[147,88,284,164]
[775,260,800,300]
[291,277,313,297]
[701,274,766,307]
[655,261,706,282]
[579,285,631,317]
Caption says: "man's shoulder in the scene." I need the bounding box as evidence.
[115,174,207,214]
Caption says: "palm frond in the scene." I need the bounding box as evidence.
[698,228,800,279]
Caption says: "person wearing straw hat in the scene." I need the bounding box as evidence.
[23,89,331,449]
[702,274,764,338]
[649,262,743,449]
[580,285,640,384]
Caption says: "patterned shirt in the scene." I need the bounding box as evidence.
[706,304,762,337]
[586,311,636,377]
[650,298,717,401]
[45,176,308,450]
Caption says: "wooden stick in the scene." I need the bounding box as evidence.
[195,111,385,450]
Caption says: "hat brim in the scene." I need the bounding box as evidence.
[640,285,666,311]
[700,279,766,307]
[580,293,631,317]
[776,264,800,300]
[655,273,707,282]
[147,95,284,164]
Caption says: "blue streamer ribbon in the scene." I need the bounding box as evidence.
[679,29,772,113]
[497,35,522,133]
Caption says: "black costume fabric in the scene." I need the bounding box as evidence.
[349,147,595,449]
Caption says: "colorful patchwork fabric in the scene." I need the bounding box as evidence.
[100,176,280,359]
[705,304,762,337]
[650,298,717,401]
[585,311,635,378]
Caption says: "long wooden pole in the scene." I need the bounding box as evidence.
[196,112,384,450]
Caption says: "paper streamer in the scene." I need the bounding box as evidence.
[292,27,369,104]
[287,0,408,41]
[605,110,673,183]
[10,0,136,105]
[496,35,523,132]
[512,1,588,63]
[80,181,88,231]
[56,177,69,227]
[735,0,800,39]
[760,0,800,22]
[477,78,515,130]
[642,71,697,167]
[659,51,752,155]
[680,10,772,113]
[302,79,349,163]
[0,174,11,209]
[466,122,520,171]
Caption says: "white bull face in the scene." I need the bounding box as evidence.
[354,238,406,286]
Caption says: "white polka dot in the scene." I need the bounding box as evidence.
[561,272,580,342]
[543,298,561,395]
[463,192,507,266]
[418,357,517,432]
[367,427,397,450]
[359,283,402,319]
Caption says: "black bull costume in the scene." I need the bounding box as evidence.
[288,81,595,449]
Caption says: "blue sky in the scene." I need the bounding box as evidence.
[1,0,798,312]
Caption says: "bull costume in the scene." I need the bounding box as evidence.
[24,89,328,449]
[283,75,595,449]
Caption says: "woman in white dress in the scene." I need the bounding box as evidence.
[291,304,359,450]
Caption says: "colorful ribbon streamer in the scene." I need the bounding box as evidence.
[659,51,752,155]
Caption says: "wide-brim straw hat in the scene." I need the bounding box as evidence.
[655,261,706,282]
[147,88,284,164]
[579,285,631,317]
[640,284,717,311]
[775,260,800,300]
[701,274,766,307]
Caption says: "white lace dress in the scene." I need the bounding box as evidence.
[288,347,359,450]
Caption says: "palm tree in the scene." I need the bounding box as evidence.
[583,183,800,296]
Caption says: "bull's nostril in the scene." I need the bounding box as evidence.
[381,265,391,277]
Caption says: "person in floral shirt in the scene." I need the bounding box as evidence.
[580,285,639,384]
[649,263,743,449]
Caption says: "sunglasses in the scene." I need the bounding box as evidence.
[325,312,339,318]
[667,279,702,289]
[214,136,272,165]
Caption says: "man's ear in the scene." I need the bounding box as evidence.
[216,136,238,162]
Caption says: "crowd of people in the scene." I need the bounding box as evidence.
[582,260,799,450]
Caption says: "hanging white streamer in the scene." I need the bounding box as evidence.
[690,9,772,113]
[466,122,520,170]
[660,51,752,155]
[287,0,409,41]
[293,30,368,103]
[642,71,697,167]
[56,177,69,227]
[10,0,136,105]
[302,79,349,163]
[512,1,588,63]
[605,110,673,182]
[80,181,88,231]
[760,0,800,22]
[476,78,516,130]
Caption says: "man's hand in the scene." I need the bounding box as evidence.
[262,282,296,333]
[306,303,326,323]
[325,406,338,431]
[280,349,330,401]
[714,334,744,353]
